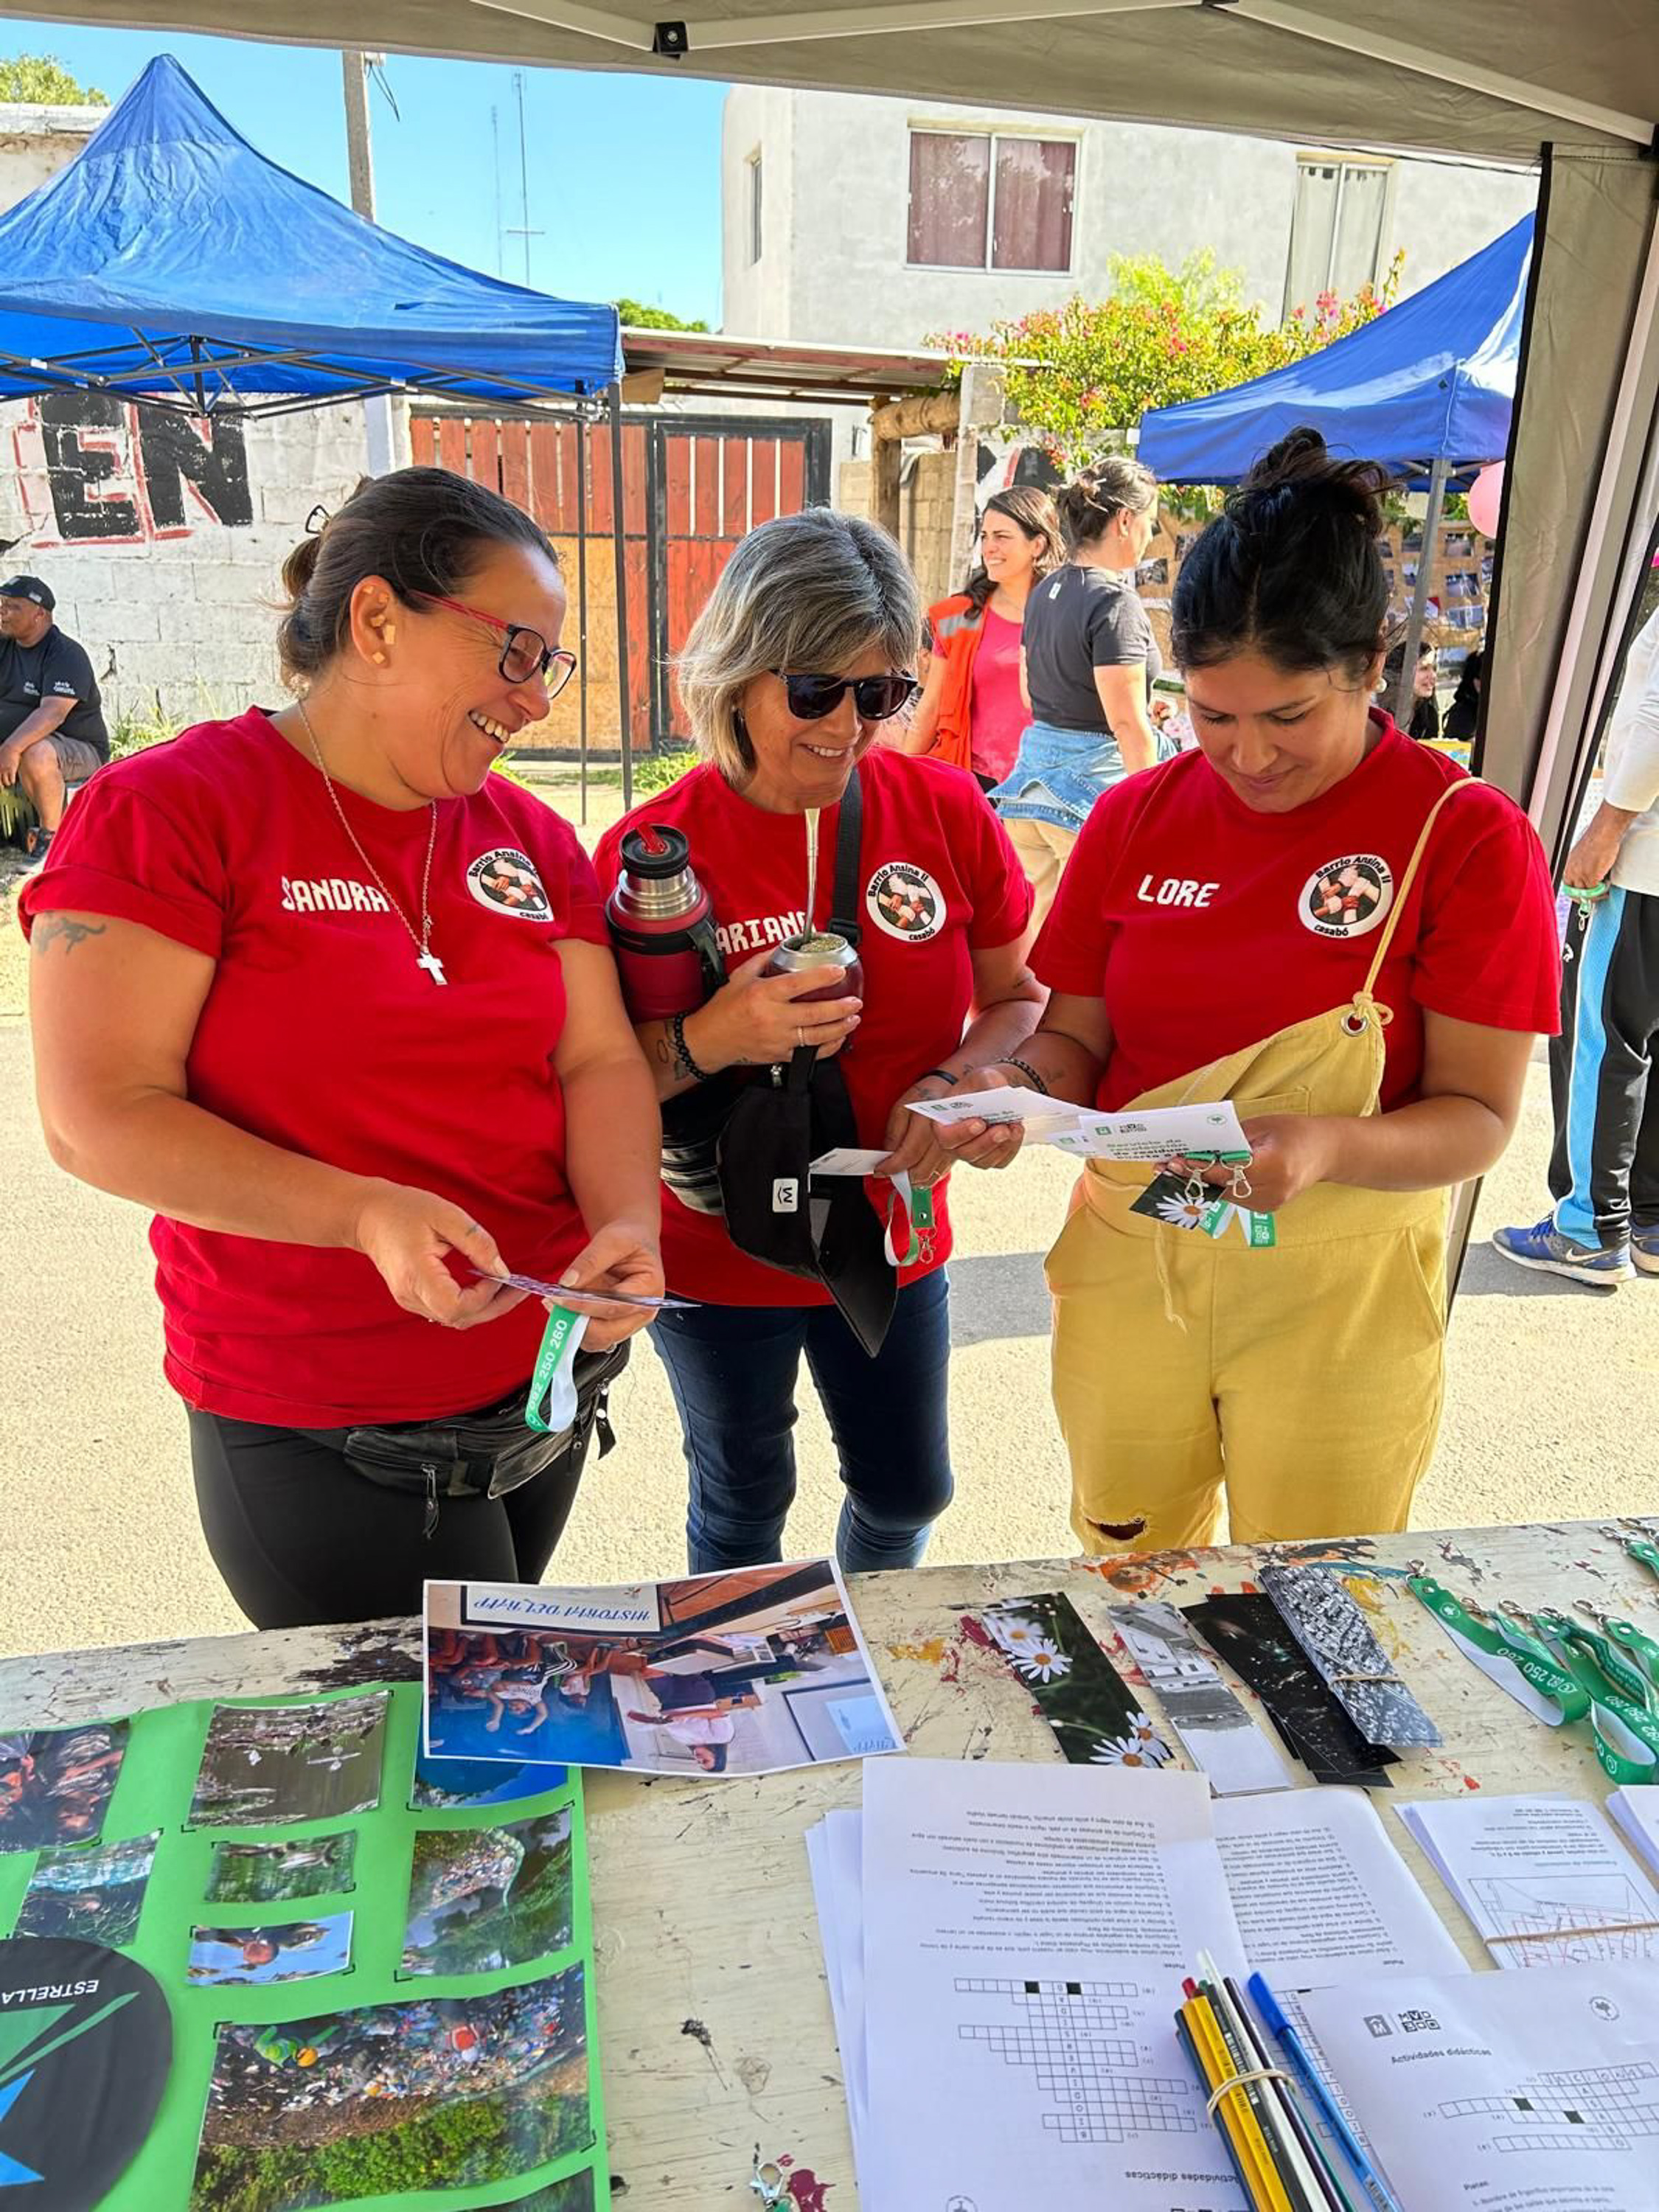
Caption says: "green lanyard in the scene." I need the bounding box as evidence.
[525,1304,588,1436]
[886,1173,936,1267]
[1625,1533,1659,1582]
[1408,1579,1587,1720]
[1530,1610,1659,1784]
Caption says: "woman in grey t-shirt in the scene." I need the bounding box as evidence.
[990,457,1166,926]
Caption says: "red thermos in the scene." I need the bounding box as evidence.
[605,825,725,1021]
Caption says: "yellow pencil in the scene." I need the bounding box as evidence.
[1183,1992,1295,2212]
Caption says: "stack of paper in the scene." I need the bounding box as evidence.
[1401,1792,1659,1968]
[1610,1784,1659,1877]
[903,1090,1252,1162]
[808,1763,1469,2205]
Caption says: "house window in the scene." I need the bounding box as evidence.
[1284,157,1393,310]
[747,150,762,265]
[907,129,1075,272]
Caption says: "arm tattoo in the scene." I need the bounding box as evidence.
[32,915,106,958]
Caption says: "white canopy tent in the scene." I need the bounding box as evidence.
[10,0,1653,861]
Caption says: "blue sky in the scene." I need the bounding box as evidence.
[5,22,729,321]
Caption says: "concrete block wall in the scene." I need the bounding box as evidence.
[838,448,959,611]
[0,397,374,730]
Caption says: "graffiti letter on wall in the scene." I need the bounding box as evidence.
[31,392,252,544]
[137,410,253,532]
[41,391,139,540]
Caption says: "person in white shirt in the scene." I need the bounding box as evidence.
[1495,597,1659,1284]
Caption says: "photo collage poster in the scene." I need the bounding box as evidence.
[0,1683,606,2211]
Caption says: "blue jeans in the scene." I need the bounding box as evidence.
[649,1271,954,1574]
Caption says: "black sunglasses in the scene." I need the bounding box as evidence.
[772,669,916,723]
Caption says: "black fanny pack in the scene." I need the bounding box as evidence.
[714,768,897,1359]
[337,1340,630,1533]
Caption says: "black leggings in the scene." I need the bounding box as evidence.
[187,1408,585,1632]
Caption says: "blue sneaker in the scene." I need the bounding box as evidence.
[1633,1225,1659,1277]
[1492,1215,1634,1286]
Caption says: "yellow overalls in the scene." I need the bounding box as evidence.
[1048,782,1473,1554]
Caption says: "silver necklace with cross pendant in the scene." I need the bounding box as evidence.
[297,699,448,984]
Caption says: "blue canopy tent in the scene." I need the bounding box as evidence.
[0,54,634,796]
[0,53,622,413]
[1138,213,1532,726]
[1137,214,1531,487]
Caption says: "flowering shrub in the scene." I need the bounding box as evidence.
[933,249,1404,470]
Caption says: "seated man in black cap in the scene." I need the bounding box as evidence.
[0,575,110,869]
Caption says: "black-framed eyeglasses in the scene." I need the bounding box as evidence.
[771,669,917,723]
[413,592,578,699]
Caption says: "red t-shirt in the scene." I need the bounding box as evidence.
[967,606,1027,784]
[1034,714,1560,1111]
[20,708,610,1427]
[594,748,1032,1305]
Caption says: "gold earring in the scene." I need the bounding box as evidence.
[371,651,387,665]
[383,624,397,644]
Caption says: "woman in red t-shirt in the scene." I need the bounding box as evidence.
[903,487,1061,790]
[23,467,663,1629]
[594,508,1041,1573]
[939,429,1560,1552]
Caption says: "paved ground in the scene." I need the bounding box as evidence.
[2,776,1652,1660]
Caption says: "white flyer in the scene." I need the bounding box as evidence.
[904,1089,1252,1164]
[1299,1963,1659,2211]
[860,1758,1249,2212]
[1051,1102,1252,1162]
[808,1147,892,1177]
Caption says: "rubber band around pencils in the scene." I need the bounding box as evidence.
[1205,2063,1291,2115]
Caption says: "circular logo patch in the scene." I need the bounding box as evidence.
[0,1937,172,2208]
[1298,853,1394,940]
[866,861,945,944]
[466,847,552,919]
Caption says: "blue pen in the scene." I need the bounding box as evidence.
[1246,1974,1404,2212]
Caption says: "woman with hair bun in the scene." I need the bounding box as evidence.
[990,456,1166,928]
[942,428,1560,1552]
[905,486,1061,790]
[22,466,664,1628]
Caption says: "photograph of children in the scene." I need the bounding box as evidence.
[13,1829,158,1944]
[190,1964,592,2212]
[400,1806,573,1978]
[206,1832,358,1907]
[187,1913,354,1989]
[189,1694,388,1828]
[409,1745,568,1814]
[424,1562,902,1778]
[0,1721,128,1852]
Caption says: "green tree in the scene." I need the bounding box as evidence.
[614,296,709,332]
[0,54,109,104]
[933,247,1402,470]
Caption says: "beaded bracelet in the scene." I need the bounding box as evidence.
[669,1009,711,1085]
[1001,1054,1051,1096]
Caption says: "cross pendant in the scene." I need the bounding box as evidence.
[417,948,448,986]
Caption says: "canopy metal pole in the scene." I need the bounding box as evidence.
[608,382,633,813]
[1394,456,1450,727]
[576,409,591,827]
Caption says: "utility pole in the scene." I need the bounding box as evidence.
[341,49,400,478]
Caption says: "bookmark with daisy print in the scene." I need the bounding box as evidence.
[972,1592,1178,1772]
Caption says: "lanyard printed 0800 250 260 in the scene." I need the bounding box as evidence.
[1410,1577,1659,1784]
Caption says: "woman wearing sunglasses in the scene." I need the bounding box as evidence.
[595,509,1043,1573]
[23,466,663,1630]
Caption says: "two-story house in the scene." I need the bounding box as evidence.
[722,88,1537,346]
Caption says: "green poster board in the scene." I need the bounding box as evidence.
[0,1683,606,2211]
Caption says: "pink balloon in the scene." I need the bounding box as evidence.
[1467,462,1504,539]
